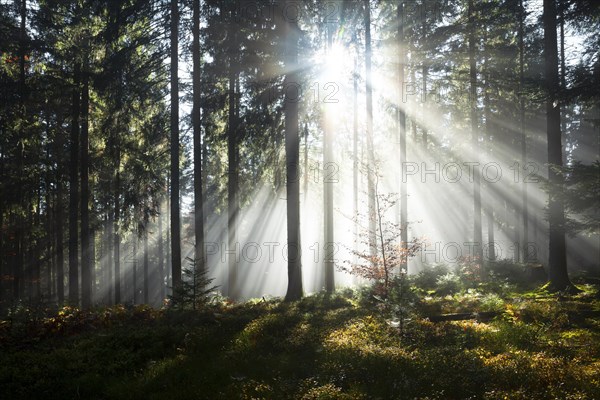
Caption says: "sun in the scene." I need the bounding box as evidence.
[322,41,354,81]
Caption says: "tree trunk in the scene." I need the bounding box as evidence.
[353,49,359,269]
[132,237,138,304]
[55,122,65,304]
[483,31,495,263]
[559,4,568,165]
[421,1,428,148]
[192,0,205,285]
[519,0,528,262]
[69,62,80,306]
[468,0,483,263]
[45,138,54,302]
[398,2,408,271]
[227,36,239,299]
[143,226,149,304]
[113,169,121,304]
[170,0,182,293]
[157,202,165,301]
[0,195,3,304]
[324,24,334,293]
[543,0,574,291]
[106,213,113,305]
[33,191,41,301]
[410,67,418,142]
[284,13,303,302]
[80,53,91,309]
[166,178,171,291]
[304,123,309,201]
[14,0,27,303]
[364,0,377,262]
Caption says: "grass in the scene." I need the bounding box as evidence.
[1,286,599,399]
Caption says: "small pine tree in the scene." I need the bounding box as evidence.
[169,257,217,310]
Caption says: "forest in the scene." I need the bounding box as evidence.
[0,0,599,399]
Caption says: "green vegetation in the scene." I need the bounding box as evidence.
[2,275,599,400]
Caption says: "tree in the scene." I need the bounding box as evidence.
[68,60,80,306]
[468,0,483,264]
[80,35,91,308]
[192,0,205,292]
[543,0,575,291]
[398,1,408,271]
[284,9,303,302]
[519,0,529,262]
[169,257,216,310]
[170,0,182,293]
[364,0,377,263]
[324,17,335,294]
[227,17,239,299]
[340,164,421,299]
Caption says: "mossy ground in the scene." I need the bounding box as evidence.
[1,286,599,400]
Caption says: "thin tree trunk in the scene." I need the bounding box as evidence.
[34,190,41,301]
[324,23,334,293]
[143,226,149,304]
[26,203,33,301]
[106,214,113,305]
[519,0,528,262]
[364,0,377,262]
[69,62,81,306]
[468,0,483,263]
[559,4,567,165]
[90,225,95,304]
[410,67,418,142]
[80,52,91,309]
[192,0,205,285]
[45,138,54,302]
[113,168,121,304]
[55,120,65,304]
[133,237,138,304]
[543,0,573,291]
[15,0,26,303]
[170,0,182,293]
[304,123,309,201]
[398,2,408,271]
[483,30,495,262]
[0,196,3,304]
[421,1,428,148]
[227,38,239,298]
[166,178,171,291]
[157,202,165,301]
[353,50,359,267]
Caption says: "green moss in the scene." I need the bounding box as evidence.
[1,288,599,400]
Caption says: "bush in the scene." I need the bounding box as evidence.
[435,273,462,295]
[411,264,451,291]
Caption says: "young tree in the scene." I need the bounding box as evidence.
[340,164,421,299]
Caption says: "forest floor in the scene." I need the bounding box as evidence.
[1,284,599,400]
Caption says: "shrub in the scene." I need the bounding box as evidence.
[435,272,462,295]
[411,263,451,291]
